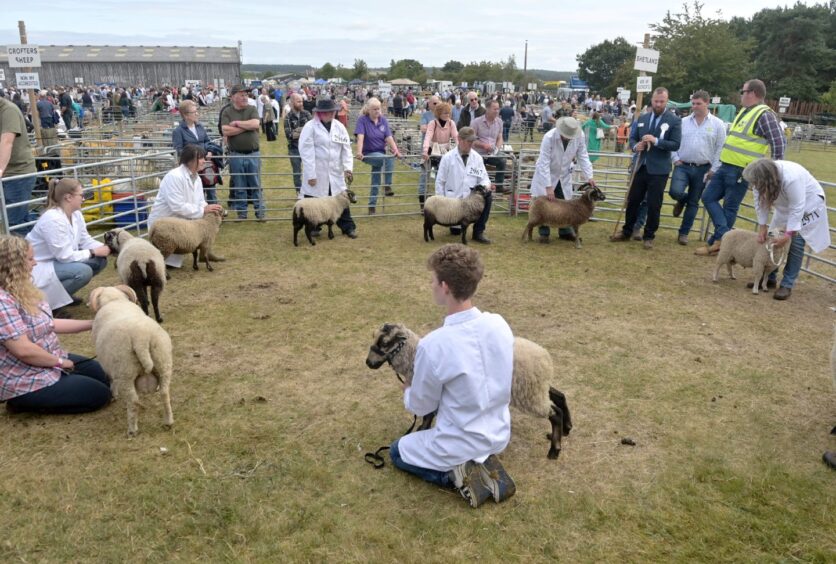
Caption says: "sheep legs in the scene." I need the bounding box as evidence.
[327,221,335,240]
[159,370,174,428]
[550,387,573,436]
[547,410,564,459]
[460,223,468,245]
[193,246,213,272]
[423,219,435,242]
[417,410,437,431]
[150,282,163,323]
[522,223,535,241]
[128,262,151,317]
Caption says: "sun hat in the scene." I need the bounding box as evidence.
[556,117,581,139]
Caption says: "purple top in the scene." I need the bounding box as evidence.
[354,114,392,155]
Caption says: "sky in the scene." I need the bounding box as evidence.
[1,1,825,71]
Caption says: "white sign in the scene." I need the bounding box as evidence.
[6,45,41,68]
[711,96,721,104]
[616,86,623,93]
[74,77,84,85]
[461,82,468,88]
[779,97,791,107]
[636,76,652,93]
[15,72,40,90]
[618,90,631,102]
[527,83,537,91]
[634,47,660,73]
[0,69,4,81]
[779,107,786,113]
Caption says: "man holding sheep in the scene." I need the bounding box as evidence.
[389,244,516,508]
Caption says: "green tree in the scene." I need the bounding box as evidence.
[820,79,836,111]
[388,59,427,84]
[352,59,369,80]
[575,37,635,95]
[318,62,337,79]
[438,60,465,81]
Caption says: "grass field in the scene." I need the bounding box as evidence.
[1,127,834,562]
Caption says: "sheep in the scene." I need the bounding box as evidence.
[522,183,606,249]
[423,185,488,245]
[365,322,573,460]
[292,189,357,246]
[149,210,224,272]
[712,229,788,294]
[104,228,166,323]
[88,285,174,437]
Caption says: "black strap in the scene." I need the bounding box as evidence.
[364,415,418,469]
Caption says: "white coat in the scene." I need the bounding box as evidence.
[435,149,491,198]
[754,160,831,253]
[530,128,594,199]
[148,164,207,268]
[298,118,353,198]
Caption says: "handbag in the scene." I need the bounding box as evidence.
[430,142,450,156]
[596,127,605,140]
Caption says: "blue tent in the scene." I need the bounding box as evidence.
[314,78,327,85]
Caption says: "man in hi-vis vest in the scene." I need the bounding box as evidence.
[695,79,786,256]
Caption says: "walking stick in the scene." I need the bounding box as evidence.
[611,146,648,237]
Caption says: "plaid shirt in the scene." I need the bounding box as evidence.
[754,109,786,160]
[0,290,63,401]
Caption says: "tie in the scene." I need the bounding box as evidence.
[649,114,657,132]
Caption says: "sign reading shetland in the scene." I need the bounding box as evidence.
[634,47,660,73]
[6,45,41,68]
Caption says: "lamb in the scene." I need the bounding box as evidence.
[292,189,357,246]
[423,185,488,245]
[522,183,606,248]
[365,322,573,459]
[104,228,166,323]
[712,229,788,294]
[88,285,174,437]
[149,210,224,271]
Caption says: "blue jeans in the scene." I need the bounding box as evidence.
[702,163,747,244]
[229,152,264,219]
[203,188,218,204]
[669,163,710,236]
[52,256,108,297]
[6,354,111,414]
[362,153,395,206]
[502,121,512,141]
[767,233,806,289]
[1,175,36,234]
[389,438,453,488]
[288,146,302,192]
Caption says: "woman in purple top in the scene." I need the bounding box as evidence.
[354,97,401,214]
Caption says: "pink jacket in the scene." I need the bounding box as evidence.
[423,119,459,155]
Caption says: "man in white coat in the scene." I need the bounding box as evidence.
[529,116,596,243]
[389,244,516,508]
[435,127,493,244]
[298,98,356,238]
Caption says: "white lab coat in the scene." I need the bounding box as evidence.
[148,164,207,268]
[298,118,353,198]
[26,208,104,310]
[754,160,831,253]
[530,128,593,198]
[435,149,491,198]
[398,307,514,471]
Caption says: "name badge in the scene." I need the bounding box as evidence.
[468,167,482,176]
[801,205,825,228]
[638,122,645,127]
[331,129,349,144]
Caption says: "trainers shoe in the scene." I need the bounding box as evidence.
[643,239,654,250]
[450,461,493,508]
[694,241,721,256]
[480,455,516,503]
[672,200,685,218]
[773,287,792,300]
[677,234,688,246]
[631,231,643,241]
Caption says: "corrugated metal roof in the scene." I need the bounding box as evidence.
[0,45,239,63]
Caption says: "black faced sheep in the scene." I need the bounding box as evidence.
[522,183,606,248]
[292,189,357,246]
[104,228,166,322]
[712,229,788,294]
[149,210,224,272]
[423,185,488,245]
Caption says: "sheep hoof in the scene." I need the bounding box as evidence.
[127,429,138,438]
[547,448,561,460]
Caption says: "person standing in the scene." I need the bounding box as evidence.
[58,88,73,130]
[0,95,37,234]
[668,90,726,245]
[354,97,401,214]
[581,112,612,163]
[696,79,786,256]
[471,100,507,193]
[456,92,485,129]
[529,117,596,243]
[499,100,515,141]
[418,96,441,207]
[541,100,556,133]
[35,90,59,149]
[284,93,312,195]
[610,87,681,249]
[220,85,264,221]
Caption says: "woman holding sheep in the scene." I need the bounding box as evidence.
[742,158,831,301]
[0,235,112,414]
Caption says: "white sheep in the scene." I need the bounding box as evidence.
[104,228,166,322]
[365,322,573,459]
[522,184,606,248]
[149,210,224,271]
[712,229,788,294]
[292,189,357,246]
[88,285,174,437]
[423,185,488,245]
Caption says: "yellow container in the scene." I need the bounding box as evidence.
[82,178,114,222]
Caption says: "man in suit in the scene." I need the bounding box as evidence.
[457,91,486,129]
[610,87,681,249]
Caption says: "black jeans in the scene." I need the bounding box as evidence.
[288,146,302,192]
[304,188,356,234]
[449,191,492,237]
[483,156,506,191]
[7,354,111,414]
[537,182,574,238]
[622,166,669,241]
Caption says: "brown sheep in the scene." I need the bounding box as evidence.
[522,184,606,249]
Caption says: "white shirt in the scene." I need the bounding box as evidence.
[27,208,101,264]
[148,164,207,227]
[671,112,726,172]
[435,150,491,198]
[530,129,594,198]
[298,119,353,198]
[398,307,514,471]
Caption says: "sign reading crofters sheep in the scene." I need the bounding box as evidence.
[6,45,41,68]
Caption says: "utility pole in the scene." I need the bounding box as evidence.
[523,40,528,74]
[18,20,42,148]
[634,33,650,114]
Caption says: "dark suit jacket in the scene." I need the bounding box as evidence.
[630,110,681,176]
[457,105,486,129]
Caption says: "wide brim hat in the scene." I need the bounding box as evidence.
[313,98,339,113]
[556,116,581,139]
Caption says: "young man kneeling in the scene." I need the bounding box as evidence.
[389,244,516,507]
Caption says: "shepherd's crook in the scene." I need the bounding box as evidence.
[611,146,648,237]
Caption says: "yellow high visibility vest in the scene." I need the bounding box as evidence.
[720,104,772,167]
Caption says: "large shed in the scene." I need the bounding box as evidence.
[0,45,241,88]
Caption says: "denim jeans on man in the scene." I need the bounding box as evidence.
[389,438,453,488]
[1,175,36,234]
[288,146,303,193]
[701,163,747,245]
[669,163,710,236]
[362,153,395,207]
[767,233,806,289]
[229,152,264,219]
[52,256,108,296]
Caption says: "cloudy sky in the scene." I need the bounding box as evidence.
[1,1,823,70]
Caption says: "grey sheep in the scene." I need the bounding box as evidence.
[104,228,166,322]
[149,210,224,272]
[423,185,488,245]
[365,322,573,459]
[712,229,788,294]
[522,183,606,249]
[292,189,357,246]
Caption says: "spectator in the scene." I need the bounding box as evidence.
[541,100,556,133]
[457,91,485,129]
[354,97,401,214]
[581,111,612,163]
[220,85,264,221]
[0,95,37,234]
[499,100,515,141]
[172,100,213,156]
[615,119,631,153]
[471,100,507,193]
[35,90,59,149]
[284,93,312,195]
[418,96,441,206]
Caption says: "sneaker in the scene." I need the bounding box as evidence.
[450,461,493,508]
[677,234,689,246]
[672,199,685,218]
[631,231,643,241]
[643,239,654,250]
[694,241,721,256]
[479,455,516,503]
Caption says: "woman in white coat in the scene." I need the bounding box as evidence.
[298,98,356,238]
[743,158,831,301]
[26,178,110,313]
[148,145,224,267]
[529,117,596,243]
